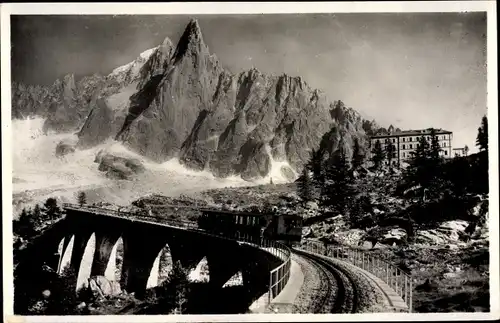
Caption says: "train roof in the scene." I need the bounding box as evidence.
[200,208,302,219]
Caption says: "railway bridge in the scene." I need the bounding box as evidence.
[16,204,285,300]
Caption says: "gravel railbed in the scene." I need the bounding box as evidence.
[295,250,356,313]
[291,253,329,313]
[325,257,392,313]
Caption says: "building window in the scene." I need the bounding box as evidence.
[393,138,396,143]
[402,138,405,142]
[393,152,396,158]
[402,144,405,149]
[444,150,448,156]
[443,142,446,147]
[409,144,413,149]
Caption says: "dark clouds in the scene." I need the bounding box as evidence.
[11,13,487,149]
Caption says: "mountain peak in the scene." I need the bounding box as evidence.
[186,18,202,37]
[173,18,207,60]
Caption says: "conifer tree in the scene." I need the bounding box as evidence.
[13,208,37,239]
[320,146,355,217]
[476,115,488,151]
[297,167,313,203]
[385,141,396,167]
[77,191,87,207]
[309,148,325,187]
[43,198,61,221]
[371,140,385,170]
[429,128,442,162]
[351,138,365,170]
[402,135,430,201]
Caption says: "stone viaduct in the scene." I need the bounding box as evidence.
[15,206,283,299]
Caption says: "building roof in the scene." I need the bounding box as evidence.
[370,128,452,139]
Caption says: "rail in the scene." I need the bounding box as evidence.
[299,239,413,312]
[62,203,292,308]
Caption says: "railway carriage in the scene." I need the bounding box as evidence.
[197,208,303,245]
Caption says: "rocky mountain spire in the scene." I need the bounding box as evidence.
[172,19,207,61]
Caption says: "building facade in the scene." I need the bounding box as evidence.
[452,147,466,157]
[369,128,453,166]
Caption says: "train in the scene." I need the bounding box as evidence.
[197,208,303,245]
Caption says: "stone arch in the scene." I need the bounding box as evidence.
[104,236,124,283]
[188,256,209,283]
[222,270,243,287]
[146,243,173,288]
[58,235,75,274]
[76,232,96,291]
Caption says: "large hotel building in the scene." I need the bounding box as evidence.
[369,128,453,166]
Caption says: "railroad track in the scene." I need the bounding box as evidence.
[294,248,359,314]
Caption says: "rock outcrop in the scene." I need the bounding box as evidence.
[77,98,117,149]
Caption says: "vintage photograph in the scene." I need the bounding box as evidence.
[2,2,497,320]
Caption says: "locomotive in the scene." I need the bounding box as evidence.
[197,208,303,245]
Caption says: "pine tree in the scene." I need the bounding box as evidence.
[371,140,385,170]
[476,115,488,151]
[385,142,396,167]
[320,146,355,217]
[402,135,430,201]
[33,204,43,226]
[297,167,313,203]
[44,266,79,315]
[43,198,61,221]
[77,191,87,207]
[429,128,442,162]
[351,138,365,170]
[14,208,37,239]
[427,129,447,200]
[309,148,325,187]
[157,260,189,314]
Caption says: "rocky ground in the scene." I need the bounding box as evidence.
[179,181,490,313]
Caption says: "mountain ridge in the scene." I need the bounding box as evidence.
[12,18,379,180]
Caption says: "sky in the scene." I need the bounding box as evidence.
[11,13,487,151]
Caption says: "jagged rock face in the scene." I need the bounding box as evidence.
[14,18,375,180]
[116,20,224,162]
[12,47,159,133]
[77,98,117,148]
[112,19,369,179]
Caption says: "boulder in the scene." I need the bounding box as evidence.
[331,229,365,247]
[280,166,296,182]
[88,276,122,298]
[95,150,145,180]
[55,138,77,157]
[439,220,469,233]
[306,201,319,210]
[380,228,407,246]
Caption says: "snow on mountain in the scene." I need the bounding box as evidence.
[108,47,159,84]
